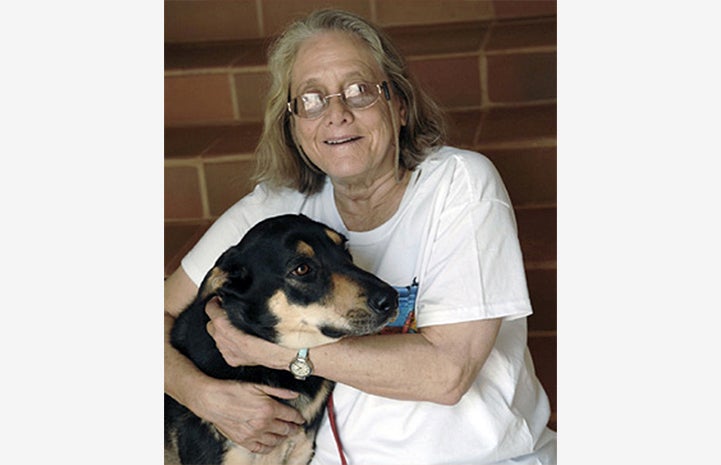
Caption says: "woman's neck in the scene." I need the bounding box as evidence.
[332,169,409,232]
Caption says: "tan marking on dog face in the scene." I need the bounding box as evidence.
[201,267,228,299]
[267,291,348,349]
[328,274,364,312]
[324,228,343,246]
[267,274,377,349]
[296,240,315,257]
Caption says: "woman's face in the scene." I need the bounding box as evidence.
[289,31,406,187]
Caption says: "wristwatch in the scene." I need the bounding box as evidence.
[289,348,313,380]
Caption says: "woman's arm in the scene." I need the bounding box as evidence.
[164,268,305,454]
[164,269,205,404]
[206,299,501,406]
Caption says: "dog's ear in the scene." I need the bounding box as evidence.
[199,266,230,300]
[199,246,251,300]
[216,265,252,300]
[210,254,259,335]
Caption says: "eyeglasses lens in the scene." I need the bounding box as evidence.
[292,82,382,119]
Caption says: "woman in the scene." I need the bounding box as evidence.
[165,9,556,465]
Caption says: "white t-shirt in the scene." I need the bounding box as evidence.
[181,146,556,464]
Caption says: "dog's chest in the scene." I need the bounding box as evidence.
[221,430,315,465]
[291,380,333,422]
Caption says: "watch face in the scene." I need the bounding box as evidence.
[290,359,312,379]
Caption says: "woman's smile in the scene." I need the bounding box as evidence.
[324,135,362,146]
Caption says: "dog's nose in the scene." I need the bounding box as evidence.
[368,290,398,315]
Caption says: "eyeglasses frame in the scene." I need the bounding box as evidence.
[287,81,391,119]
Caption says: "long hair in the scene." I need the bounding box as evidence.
[253,9,447,194]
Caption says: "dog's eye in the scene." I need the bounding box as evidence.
[291,263,311,276]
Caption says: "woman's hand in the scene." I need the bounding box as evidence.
[190,378,306,454]
[165,270,304,455]
[200,298,305,453]
[205,297,291,369]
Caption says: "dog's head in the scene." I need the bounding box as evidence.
[199,214,399,349]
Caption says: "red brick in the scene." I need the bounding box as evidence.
[527,334,557,428]
[165,165,203,219]
[165,39,270,71]
[446,110,482,148]
[408,56,481,109]
[165,0,260,43]
[526,268,557,332]
[476,103,556,145]
[492,0,556,20]
[165,221,212,277]
[483,146,556,206]
[204,123,264,157]
[515,206,556,264]
[386,21,487,57]
[204,159,257,216]
[165,74,235,124]
[164,125,226,159]
[377,0,494,26]
[262,0,372,36]
[486,51,556,103]
[486,18,556,51]
[233,71,271,122]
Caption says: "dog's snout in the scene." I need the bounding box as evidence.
[368,289,399,315]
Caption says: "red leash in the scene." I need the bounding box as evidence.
[326,392,348,465]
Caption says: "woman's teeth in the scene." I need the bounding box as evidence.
[325,136,359,145]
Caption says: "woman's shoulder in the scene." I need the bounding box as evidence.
[423,146,497,174]
[227,183,306,213]
[417,146,508,201]
[212,183,308,233]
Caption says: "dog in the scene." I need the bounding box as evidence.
[165,214,399,465]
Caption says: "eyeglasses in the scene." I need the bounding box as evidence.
[287,81,390,119]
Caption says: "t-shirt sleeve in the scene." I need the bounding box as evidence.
[416,155,532,327]
[180,211,246,287]
[181,183,306,286]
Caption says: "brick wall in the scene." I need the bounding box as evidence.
[164,0,557,430]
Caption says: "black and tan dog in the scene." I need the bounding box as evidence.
[165,214,399,465]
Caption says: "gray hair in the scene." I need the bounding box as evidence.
[253,9,447,194]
